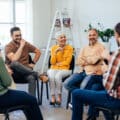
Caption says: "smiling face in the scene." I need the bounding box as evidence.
[88,29,98,46]
[57,34,67,47]
[11,30,22,44]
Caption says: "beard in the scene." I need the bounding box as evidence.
[89,39,97,46]
[13,38,21,44]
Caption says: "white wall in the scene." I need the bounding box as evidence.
[32,0,51,48]
[54,0,120,50]
[51,0,80,49]
[32,0,120,49]
[74,0,120,48]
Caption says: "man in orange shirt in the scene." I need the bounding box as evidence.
[47,31,73,105]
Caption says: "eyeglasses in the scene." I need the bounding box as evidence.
[15,34,22,37]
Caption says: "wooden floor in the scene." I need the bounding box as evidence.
[0,84,114,120]
[0,106,106,120]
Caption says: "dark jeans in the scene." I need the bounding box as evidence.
[64,72,103,92]
[64,72,86,92]
[10,61,38,96]
[0,89,43,120]
[72,89,120,120]
[64,72,104,117]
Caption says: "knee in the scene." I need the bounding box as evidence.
[47,70,54,80]
[27,75,36,83]
[48,74,54,81]
[18,91,38,105]
[64,77,72,90]
[31,72,38,80]
[72,89,83,99]
[72,90,76,98]
[10,61,20,68]
[64,80,68,89]
[55,74,62,82]
[27,94,38,105]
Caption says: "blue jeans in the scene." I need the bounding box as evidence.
[72,89,120,120]
[64,72,86,92]
[64,72,103,92]
[0,89,43,120]
[64,72,104,117]
[10,61,38,96]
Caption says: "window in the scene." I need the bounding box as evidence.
[0,0,32,48]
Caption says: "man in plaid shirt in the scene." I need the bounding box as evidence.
[72,22,120,120]
[104,48,120,98]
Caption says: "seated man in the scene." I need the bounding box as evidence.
[64,29,110,119]
[64,29,110,91]
[47,31,74,105]
[5,27,41,96]
[0,52,43,120]
[71,22,120,120]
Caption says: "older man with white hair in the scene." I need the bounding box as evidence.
[47,31,74,105]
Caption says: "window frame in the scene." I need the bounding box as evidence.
[0,0,33,47]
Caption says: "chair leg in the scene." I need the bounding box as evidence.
[5,112,9,120]
[115,115,119,120]
[46,82,49,100]
[66,91,71,109]
[40,82,43,105]
[36,79,41,105]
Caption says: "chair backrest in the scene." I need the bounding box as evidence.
[69,55,75,73]
[0,105,28,120]
[48,55,75,73]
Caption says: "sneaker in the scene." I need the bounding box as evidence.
[68,103,72,109]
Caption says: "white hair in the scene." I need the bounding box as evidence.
[55,31,66,39]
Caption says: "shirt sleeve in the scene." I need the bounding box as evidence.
[0,57,12,87]
[5,44,14,55]
[26,42,36,53]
